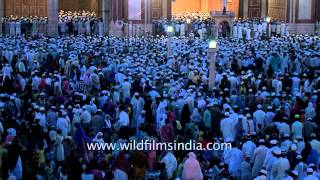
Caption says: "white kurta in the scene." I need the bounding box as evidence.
[271,157,290,180]
[224,148,243,177]
[118,111,129,127]
[180,23,186,36]
[15,22,21,35]
[220,117,236,142]
[246,28,251,40]
[9,21,15,36]
[233,25,238,38]
[237,26,243,39]
[56,134,65,161]
[56,117,69,136]
[98,21,104,36]
[85,21,91,35]
[251,145,268,177]
[160,152,177,179]
[291,121,303,138]
[253,110,266,130]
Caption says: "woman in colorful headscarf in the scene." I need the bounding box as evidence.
[182,152,203,180]
[92,132,105,162]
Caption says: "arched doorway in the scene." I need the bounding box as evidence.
[220,21,230,37]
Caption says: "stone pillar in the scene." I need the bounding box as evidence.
[144,0,148,34]
[243,0,248,18]
[261,0,268,18]
[167,0,172,20]
[292,0,296,23]
[317,0,320,22]
[162,0,168,19]
[0,0,3,35]
[208,48,217,90]
[48,0,59,37]
[102,0,110,35]
[0,0,3,18]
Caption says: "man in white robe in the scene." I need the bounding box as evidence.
[2,64,13,82]
[160,151,177,179]
[121,78,131,101]
[253,104,266,131]
[224,145,243,179]
[117,108,129,128]
[9,20,15,36]
[130,93,145,129]
[246,28,251,41]
[271,152,290,180]
[242,136,257,160]
[251,139,268,178]
[56,111,70,137]
[15,20,21,36]
[291,119,303,139]
[233,24,238,38]
[98,19,104,36]
[220,112,236,142]
[237,25,243,39]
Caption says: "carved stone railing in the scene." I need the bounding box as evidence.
[210,11,235,17]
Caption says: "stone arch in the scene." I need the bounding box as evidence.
[214,17,234,29]
[219,20,231,37]
[213,16,234,37]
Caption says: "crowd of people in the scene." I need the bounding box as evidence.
[58,11,104,36]
[0,13,320,180]
[233,18,289,40]
[153,13,215,38]
[153,13,289,40]
[0,11,103,37]
[1,16,48,36]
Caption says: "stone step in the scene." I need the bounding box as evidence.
[287,23,316,35]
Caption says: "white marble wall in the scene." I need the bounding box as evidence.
[128,0,142,20]
[298,0,312,20]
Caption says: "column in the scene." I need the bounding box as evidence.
[317,0,320,33]
[162,0,168,19]
[0,0,3,35]
[102,0,110,35]
[243,0,248,18]
[292,0,296,23]
[48,0,59,37]
[144,0,149,34]
[167,0,172,20]
[0,0,3,18]
[261,0,268,18]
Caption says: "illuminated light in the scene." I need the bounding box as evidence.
[209,40,217,49]
[266,17,271,23]
[167,25,174,33]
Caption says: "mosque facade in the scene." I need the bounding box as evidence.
[0,0,319,34]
